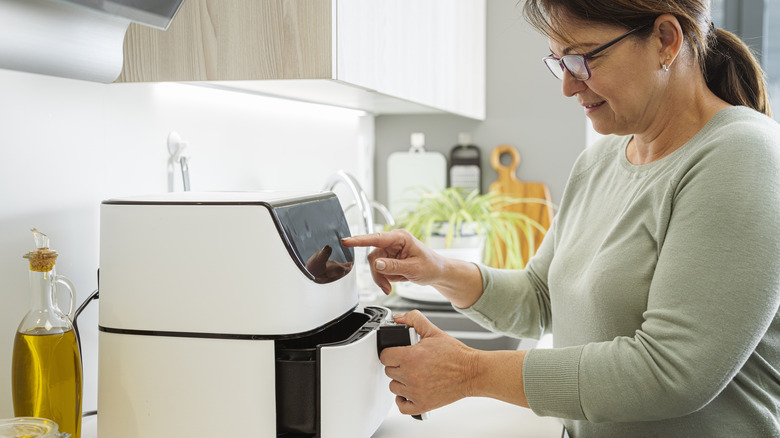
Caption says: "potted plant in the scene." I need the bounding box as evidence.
[392,187,552,270]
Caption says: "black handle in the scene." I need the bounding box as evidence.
[377,324,425,421]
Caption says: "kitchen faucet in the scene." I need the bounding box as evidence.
[323,170,375,235]
[345,200,396,229]
[324,171,394,301]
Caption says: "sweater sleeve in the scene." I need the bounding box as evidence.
[455,216,557,340]
[526,124,780,422]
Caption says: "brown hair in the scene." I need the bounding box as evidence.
[523,0,772,117]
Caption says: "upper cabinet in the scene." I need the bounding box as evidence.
[116,0,486,120]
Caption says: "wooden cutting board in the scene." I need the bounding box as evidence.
[488,145,553,268]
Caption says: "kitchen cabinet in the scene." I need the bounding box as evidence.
[116,0,486,120]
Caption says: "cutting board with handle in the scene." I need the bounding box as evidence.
[489,145,553,268]
[387,133,447,218]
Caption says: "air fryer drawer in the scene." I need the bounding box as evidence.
[275,306,393,437]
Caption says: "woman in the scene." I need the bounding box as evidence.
[344,1,780,437]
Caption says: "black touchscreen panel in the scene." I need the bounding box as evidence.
[273,196,354,283]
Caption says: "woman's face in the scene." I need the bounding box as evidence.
[548,17,660,136]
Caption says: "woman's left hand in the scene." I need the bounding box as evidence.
[380,310,479,415]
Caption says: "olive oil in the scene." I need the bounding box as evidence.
[12,327,83,438]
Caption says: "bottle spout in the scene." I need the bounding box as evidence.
[31,228,49,250]
[23,228,58,272]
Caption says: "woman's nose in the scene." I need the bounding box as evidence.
[561,70,587,97]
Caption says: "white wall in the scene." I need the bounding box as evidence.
[0,68,374,418]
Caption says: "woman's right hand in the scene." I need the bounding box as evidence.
[342,230,484,308]
[341,229,446,295]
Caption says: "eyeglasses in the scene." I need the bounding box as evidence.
[543,24,649,81]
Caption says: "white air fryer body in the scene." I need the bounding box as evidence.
[97,191,394,437]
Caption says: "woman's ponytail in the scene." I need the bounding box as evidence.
[704,27,772,117]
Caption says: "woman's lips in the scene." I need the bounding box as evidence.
[583,100,606,114]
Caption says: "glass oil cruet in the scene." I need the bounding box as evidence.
[12,228,82,438]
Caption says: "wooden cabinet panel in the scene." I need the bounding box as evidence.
[117,0,332,82]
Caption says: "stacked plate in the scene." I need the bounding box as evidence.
[395,246,482,303]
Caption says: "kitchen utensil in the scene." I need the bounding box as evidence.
[12,229,82,438]
[167,131,191,192]
[387,133,447,218]
[489,145,553,267]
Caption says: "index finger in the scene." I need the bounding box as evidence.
[341,232,398,248]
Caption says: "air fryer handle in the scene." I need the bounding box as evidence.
[377,324,428,421]
[377,324,416,355]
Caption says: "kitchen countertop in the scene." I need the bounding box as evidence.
[81,397,563,437]
[372,397,563,438]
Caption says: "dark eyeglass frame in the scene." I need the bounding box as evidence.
[543,23,650,81]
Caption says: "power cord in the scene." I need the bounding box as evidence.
[72,288,99,353]
[72,287,99,419]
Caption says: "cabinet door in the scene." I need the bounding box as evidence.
[336,0,486,120]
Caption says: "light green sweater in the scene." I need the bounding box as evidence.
[458,107,780,437]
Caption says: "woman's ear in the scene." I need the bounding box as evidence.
[654,14,684,69]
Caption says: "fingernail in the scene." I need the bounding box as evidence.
[393,312,407,320]
[376,260,386,271]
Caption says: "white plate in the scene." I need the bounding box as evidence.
[393,246,483,303]
[395,282,449,303]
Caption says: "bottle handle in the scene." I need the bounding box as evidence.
[53,275,77,320]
